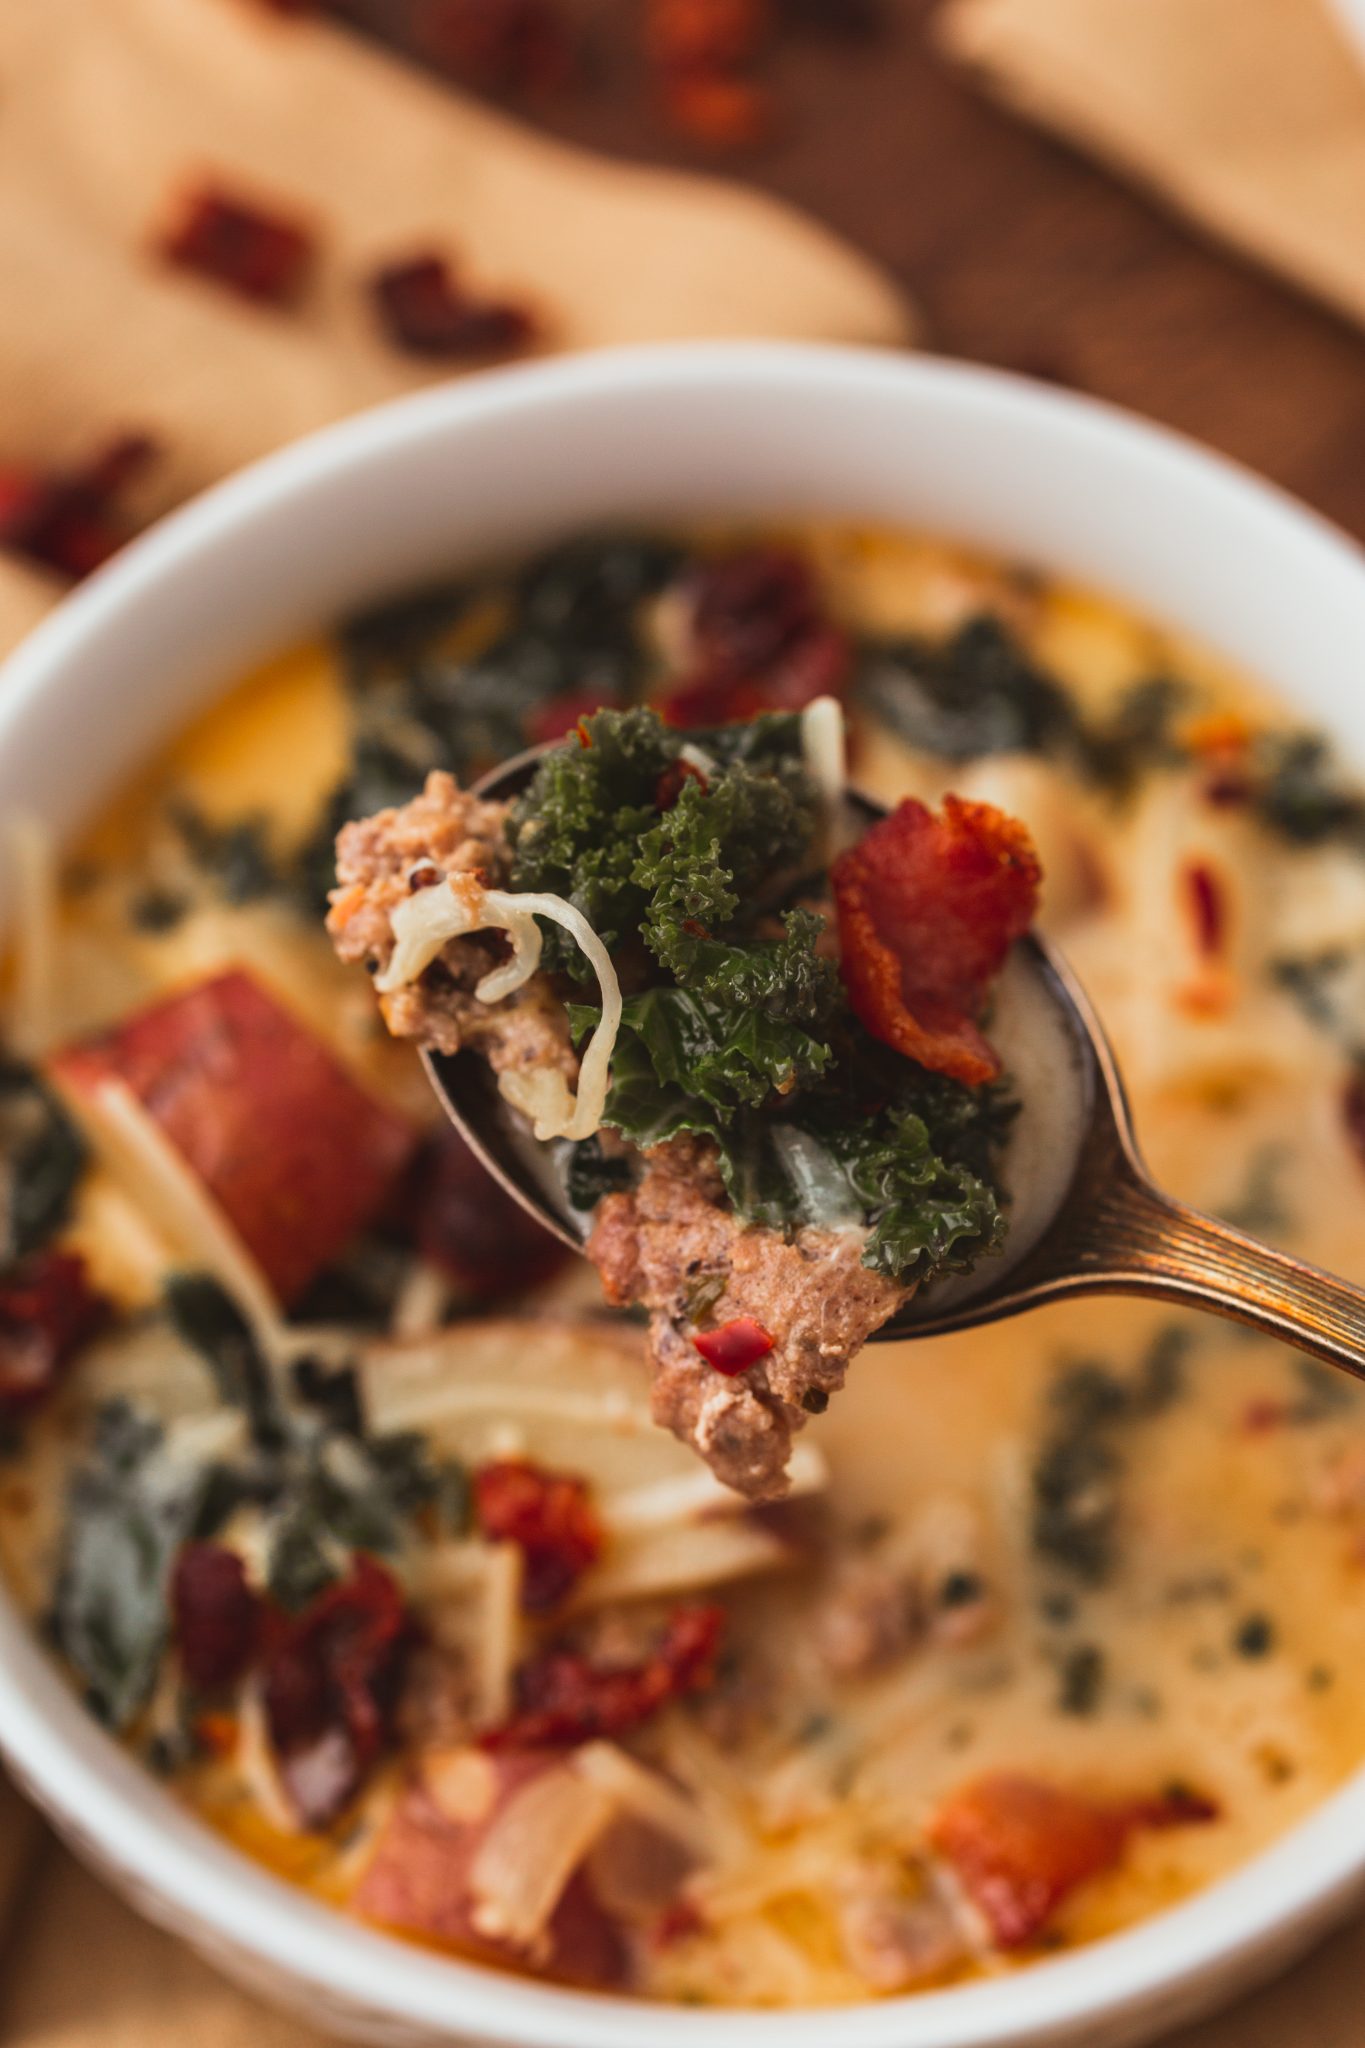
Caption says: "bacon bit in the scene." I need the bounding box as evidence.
[0,1251,109,1415]
[411,0,578,98]
[53,970,419,1307]
[159,184,316,307]
[369,254,538,362]
[693,1317,774,1375]
[655,756,710,809]
[407,862,442,892]
[0,435,158,581]
[1184,860,1226,959]
[929,1772,1215,1950]
[486,1604,724,1749]
[659,547,851,724]
[172,1544,262,1694]
[263,1557,412,1830]
[832,796,1041,1086]
[473,1457,604,1612]
[409,1128,569,1302]
[527,688,617,746]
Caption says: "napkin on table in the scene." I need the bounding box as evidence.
[937,0,1365,335]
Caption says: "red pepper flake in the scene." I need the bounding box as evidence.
[693,1316,773,1375]
[369,253,538,362]
[411,0,578,99]
[929,1772,1215,1950]
[486,1603,724,1749]
[1241,1396,1291,1435]
[473,1457,604,1612]
[172,1543,262,1694]
[0,1251,109,1416]
[1184,860,1226,959]
[262,1556,412,1829]
[654,756,709,809]
[832,796,1041,1086]
[527,688,616,746]
[159,184,317,307]
[0,435,158,582]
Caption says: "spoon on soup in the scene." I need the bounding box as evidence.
[422,752,1365,1378]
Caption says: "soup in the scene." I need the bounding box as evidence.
[3,525,1365,2006]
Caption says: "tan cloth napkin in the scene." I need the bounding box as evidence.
[0,0,910,651]
[938,0,1365,335]
[0,0,915,2033]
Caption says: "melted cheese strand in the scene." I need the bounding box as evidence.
[377,876,622,1142]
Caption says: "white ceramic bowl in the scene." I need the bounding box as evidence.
[1327,0,1365,68]
[4,344,1365,2048]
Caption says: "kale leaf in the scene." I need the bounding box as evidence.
[164,1273,286,1452]
[509,705,818,982]
[0,1059,86,1263]
[50,1401,210,1730]
[857,616,1081,761]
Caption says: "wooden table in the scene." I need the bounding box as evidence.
[344,0,1365,543]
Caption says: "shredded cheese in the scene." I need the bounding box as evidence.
[376,875,622,1142]
[475,1539,523,1729]
[3,812,59,1057]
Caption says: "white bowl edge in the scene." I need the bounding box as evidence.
[2,342,1365,2048]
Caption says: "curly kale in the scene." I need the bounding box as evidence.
[507,705,818,982]
[516,704,1012,1288]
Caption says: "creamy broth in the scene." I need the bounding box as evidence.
[4,524,1365,2006]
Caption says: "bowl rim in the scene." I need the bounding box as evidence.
[4,340,1365,2046]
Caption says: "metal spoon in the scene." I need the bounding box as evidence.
[423,751,1365,1376]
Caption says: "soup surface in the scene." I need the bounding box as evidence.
[4,525,1365,2006]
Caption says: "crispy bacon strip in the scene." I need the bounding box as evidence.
[831,796,1041,1085]
[929,1772,1216,1949]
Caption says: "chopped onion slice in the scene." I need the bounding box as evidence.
[376,875,622,1142]
[469,1763,617,1950]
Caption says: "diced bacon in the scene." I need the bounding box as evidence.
[172,1543,262,1693]
[929,1772,1216,1949]
[0,1249,109,1414]
[486,1604,724,1750]
[353,1751,625,1986]
[261,1557,412,1830]
[52,970,418,1306]
[831,796,1041,1085]
[473,1458,604,1613]
[159,185,316,306]
[1183,861,1226,958]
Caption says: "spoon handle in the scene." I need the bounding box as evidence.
[1070,1166,1365,1381]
